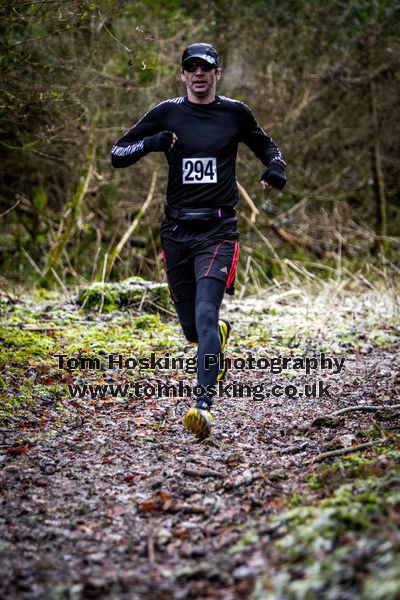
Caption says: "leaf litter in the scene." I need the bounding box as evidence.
[0,284,399,599]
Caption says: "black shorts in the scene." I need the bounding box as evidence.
[160,217,240,303]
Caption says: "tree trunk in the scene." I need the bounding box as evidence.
[369,78,388,254]
[366,43,388,255]
[41,115,98,287]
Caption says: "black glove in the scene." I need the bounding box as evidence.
[261,160,286,190]
[145,131,174,152]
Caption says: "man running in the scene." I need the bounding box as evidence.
[111,42,286,439]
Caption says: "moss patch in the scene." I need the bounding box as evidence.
[77,276,173,313]
[258,474,400,599]
[0,287,181,422]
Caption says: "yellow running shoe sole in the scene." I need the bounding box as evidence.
[183,407,214,440]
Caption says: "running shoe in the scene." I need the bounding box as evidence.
[183,399,214,440]
[217,319,231,381]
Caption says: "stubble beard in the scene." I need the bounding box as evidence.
[188,77,215,99]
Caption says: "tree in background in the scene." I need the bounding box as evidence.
[0,0,399,287]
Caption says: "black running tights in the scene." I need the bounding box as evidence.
[174,277,226,399]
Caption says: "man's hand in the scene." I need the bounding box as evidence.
[145,131,178,152]
[260,180,272,190]
[260,160,286,191]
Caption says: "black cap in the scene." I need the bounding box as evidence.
[181,43,219,68]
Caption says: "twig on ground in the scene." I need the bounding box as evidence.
[312,440,386,462]
[0,324,68,331]
[280,441,309,455]
[144,300,176,317]
[182,467,223,479]
[333,404,400,416]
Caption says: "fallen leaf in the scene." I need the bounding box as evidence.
[137,491,173,512]
[15,421,34,429]
[137,499,163,512]
[36,479,48,487]
[7,445,29,456]
[177,530,190,538]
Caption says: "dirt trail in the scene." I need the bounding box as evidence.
[0,289,399,599]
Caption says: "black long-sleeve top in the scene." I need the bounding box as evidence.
[111,95,285,209]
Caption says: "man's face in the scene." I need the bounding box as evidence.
[180,59,221,99]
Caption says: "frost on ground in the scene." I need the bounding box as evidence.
[0,284,399,599]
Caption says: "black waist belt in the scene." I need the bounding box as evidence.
[165,206,236,221]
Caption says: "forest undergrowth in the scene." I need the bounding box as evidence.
[0,279,399,599]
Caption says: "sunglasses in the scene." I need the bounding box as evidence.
[183,60,216,72]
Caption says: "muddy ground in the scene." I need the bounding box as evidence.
[0,286,399,599]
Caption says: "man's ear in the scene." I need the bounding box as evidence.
[180,68,186,82]
[216,68,222,80]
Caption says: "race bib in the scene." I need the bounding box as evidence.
[182,157,217,184]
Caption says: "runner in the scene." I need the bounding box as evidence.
[111,42,286,439]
